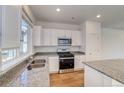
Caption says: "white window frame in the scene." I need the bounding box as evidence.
[20,19,29,56]
[1,48,17,63]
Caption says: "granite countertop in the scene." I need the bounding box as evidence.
[0,54,50,87]
[71,51,85,55]
[10,59,50,87]
[35,52,85,57]
[82,59,124,84]
[35,52,58,57]
[0,51,85,87]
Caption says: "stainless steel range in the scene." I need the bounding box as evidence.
[57,52,74,73]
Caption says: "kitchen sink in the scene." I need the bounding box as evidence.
[31,63,45,68]
[27,59,46,70]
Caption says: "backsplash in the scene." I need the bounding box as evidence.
[34,46,82,53]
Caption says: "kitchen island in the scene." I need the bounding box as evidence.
[83,59,124,87]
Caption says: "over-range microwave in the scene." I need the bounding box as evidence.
[58,38,72,46]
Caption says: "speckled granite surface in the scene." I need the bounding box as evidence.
[82,59,124,84]
[0,60,28,87]
[71,51,85,55]
[0,54,50,87]
[35,52,58,57]
[35,51,85,56]
[10,60,50,87]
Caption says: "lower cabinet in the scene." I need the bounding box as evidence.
[48,56,59,73]
[112,79,124,87]
[84,65,124,87]
[74,55,85,70]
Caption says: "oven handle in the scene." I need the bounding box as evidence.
[59,57,74,60]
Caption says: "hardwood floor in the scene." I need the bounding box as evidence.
[50,70,84,87]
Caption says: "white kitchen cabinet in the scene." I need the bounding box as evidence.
[84,65,124,87]
[72,31,82,46]
[64,30,72,38]
[112,79,124,87]
[74,55,85,70]
[48,56,59,73]
[50,29,58,46]
[33,28,82,46]
[86,21,101,34]
[84,65,112,87]
[57,29,66,38]
[42,29,51,46]
[1,5,21,48]
[86,33,101,61]
[42,29,58,46]
[82,21,101,61]
[57,29,72,38]
[33,26,42,46]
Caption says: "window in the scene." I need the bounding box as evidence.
[1,49,17,62]
[20,19,28,55]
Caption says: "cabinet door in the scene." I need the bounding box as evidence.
[72,31,77,46]
[57,30,66,38]
[43,29,51,46]
[112,79,124,87]
[76,31,82,45]
[48,56,59,73]
[72,31,82,46]
[86,33,101,61]
[84,65,104,87]
[43,29,58,46]
[50,29,58,46]
[65,30,71,38]
[2,5,21,48]
[84,65,113,87]
[75,55,85,70]
[33,26,42,46]
[86,21,101,34]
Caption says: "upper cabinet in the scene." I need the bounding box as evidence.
[50,29,58,46]
[33,26,43,46]
[57,29,72,38]
[1,5,21,49]
[85,21,101,34]
[72,31,82,46]
[32,27,82,47]
[42,29,52,46]
[65,30,72,38]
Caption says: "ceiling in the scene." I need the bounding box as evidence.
[29,5,124,29]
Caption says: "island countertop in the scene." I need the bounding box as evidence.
[82,59,124,84]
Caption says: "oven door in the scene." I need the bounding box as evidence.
[59,57,74,69]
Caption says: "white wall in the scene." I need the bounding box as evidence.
[102,28,124,59]
[36,21,80,30]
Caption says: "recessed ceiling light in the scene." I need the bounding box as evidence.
[56,8,60,12]
[96,14,101,18]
